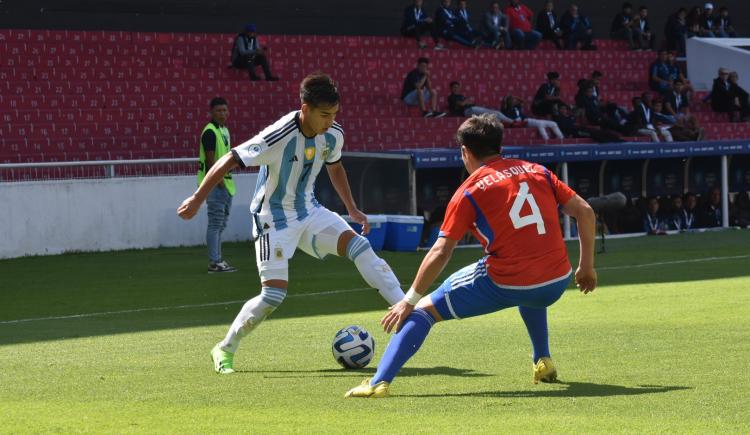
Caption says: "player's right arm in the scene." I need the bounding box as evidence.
[178,153,239,220]
[561,194,597,293]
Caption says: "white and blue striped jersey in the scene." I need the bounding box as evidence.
[231,111,344,230]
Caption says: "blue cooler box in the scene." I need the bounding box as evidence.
[384,215,424,252]
[342,214,387,251]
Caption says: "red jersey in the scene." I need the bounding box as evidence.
[504,4,535,32]
[440,157,576,287]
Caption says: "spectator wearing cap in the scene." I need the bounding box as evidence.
[230,24,278,81]
[481,1,511,49]
[504,0,542,50]
[401,0,443,50]
[535,1,564,50]
[447,81,512,122]
[532,71,564,117]
[700,3,719,37]
[560,4,595,50]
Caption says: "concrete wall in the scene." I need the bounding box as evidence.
[687,38,750,91]
[0,174,257,259]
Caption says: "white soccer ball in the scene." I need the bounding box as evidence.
[332,325,375,369]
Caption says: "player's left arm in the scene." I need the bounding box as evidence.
[326,161,370,235]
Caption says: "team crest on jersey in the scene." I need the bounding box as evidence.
[304,147,316,161]
[275,247,284,259]
[322,148,330,160]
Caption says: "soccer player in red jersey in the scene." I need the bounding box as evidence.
[346,114,597,398]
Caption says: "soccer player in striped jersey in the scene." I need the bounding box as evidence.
[346,114,598,398]
[178,73,405,374]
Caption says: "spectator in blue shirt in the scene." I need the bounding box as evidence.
[649,50,672,94]
[643,197,667,235]
[435,0,479,47]
[454,1,483,46]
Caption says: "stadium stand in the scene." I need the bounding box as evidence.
[1,28,750,166]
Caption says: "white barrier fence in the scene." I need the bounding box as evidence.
[0,170,258,259]
[686,37,750,91]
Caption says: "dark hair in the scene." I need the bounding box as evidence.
[455,114,504,158]
[639,5,647,11]
[299,73,340,108]
[622,2,632,9]
[417,57,430,65]
[449,81,460,87]
[547,71,560,80]
[592,70,603,78]
[674,78,685,85]
[210,97,228,108]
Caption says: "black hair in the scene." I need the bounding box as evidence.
[622,2,632,9]
[450,81,460,87]
[210,97,228,109]
[639,5,648,11]
[299,73,340,108]
[547,71,560,80]
[592,70,603,78]
[456,114,504,159]
[417,57,430,65]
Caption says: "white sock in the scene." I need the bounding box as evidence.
[218,287,286,353]
[347,236,405,305]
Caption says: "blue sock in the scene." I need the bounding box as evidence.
[370,308,435,385]
[518,306,549,362]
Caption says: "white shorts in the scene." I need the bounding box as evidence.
[253,206,352,282]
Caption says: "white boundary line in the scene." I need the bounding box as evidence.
[1,254,748,325]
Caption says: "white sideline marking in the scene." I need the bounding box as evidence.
[1,254,748,325]
[0,287,372,325]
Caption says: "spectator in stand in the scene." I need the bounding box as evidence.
[447,81,512,121]
[536,1,564,50]
[435,0,479,47]
[649,50,672,94]
[590,70,602,99]
[643,197,667,234]
[668,195,686,230]
[628,96,673,142]
[664,8,688,55]
[718,7,737,37]
[699,187,723,227]
[401,0,443,50]
[666,51,694,99]
[610,2,637,50]
[728,71,750,122]
[711,68,745,122]
[664,79,704,141]
[700,3,720,37]
[553,103,584,138]
[682,192,699,230]
[482,1,511,49]
[454,1,484,47]
[501,95,564,140]
[231,24,279,81]
[575,81,601,125]
[560,4,595,50]
[686,6,703,38]
[632,6,654,51]
[652,98,700,141]
[505,0,542,50]
[532,71,564,117]
[401,57,447,118]
[730,191,750,228]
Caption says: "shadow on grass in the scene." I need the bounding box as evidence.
[243,366,491,379]
[402,381,691,398]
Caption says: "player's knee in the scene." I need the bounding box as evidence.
[260,286,287,307]
[345,235,372,262]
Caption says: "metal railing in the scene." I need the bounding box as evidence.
[0,158,201,181]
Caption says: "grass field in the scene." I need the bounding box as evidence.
[1,230,749,433]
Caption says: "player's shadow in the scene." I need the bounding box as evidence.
[402,381,690,398]
[244,366,491,379]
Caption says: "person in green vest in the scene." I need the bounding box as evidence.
[199,97,237,273]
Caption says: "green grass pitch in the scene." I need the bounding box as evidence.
[1,230,749,433]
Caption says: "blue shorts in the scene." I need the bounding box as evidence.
[430,258,572,320]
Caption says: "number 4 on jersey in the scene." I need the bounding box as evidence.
[510,182,547,235]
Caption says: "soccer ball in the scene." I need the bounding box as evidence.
[332,325,375,369]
